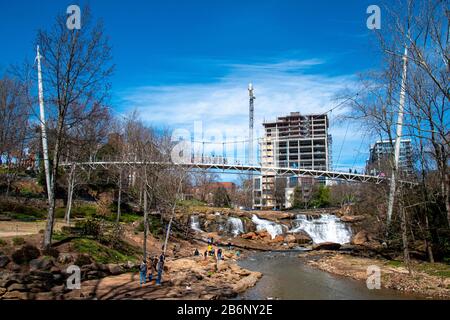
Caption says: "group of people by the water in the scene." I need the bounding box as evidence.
[193,238,240,262]
[139,253,165,286]
[140,238,241,286]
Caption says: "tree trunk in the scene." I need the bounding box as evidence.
[143,190,148,261]
[401,205,412,274]
[116,170,122,223]
[65,164,76,225]
[43,116,63,249]
[443,170,450,227]
[163,214,173,255]
[424,212,435,263]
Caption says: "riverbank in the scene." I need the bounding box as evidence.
[300,251,450,299]
[0,224,261,300]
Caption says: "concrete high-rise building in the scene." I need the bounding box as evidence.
[253,112,331,209]
[366,139,414,175]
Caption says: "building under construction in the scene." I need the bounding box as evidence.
[253,112,332,209]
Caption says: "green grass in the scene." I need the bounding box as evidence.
[134,215,164,236]
[416,262,450,278]
[12,237,25,246]
[72,238,138,264]
[386,260,450,278]
[177,199,207,207]
[117,213,142,223]
[52,231,70,242]
[0,202,46,221]
[55,205,97,219]
[386,260,404,267]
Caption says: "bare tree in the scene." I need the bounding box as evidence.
[37,8,114,249]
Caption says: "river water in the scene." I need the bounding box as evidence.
[237,252,424,300]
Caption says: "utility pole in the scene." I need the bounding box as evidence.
[248,83,255,165]
[36,45,52,203]
[248,83,255,209]
[386,45,409,227]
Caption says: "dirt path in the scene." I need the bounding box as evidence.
[0,220,66,238]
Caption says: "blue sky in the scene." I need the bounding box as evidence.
[0,0,386,174]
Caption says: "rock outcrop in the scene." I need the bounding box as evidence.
[312,242,342,251]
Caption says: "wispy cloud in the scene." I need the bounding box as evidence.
[117,58,369,170]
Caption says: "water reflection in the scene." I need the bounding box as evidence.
[237,252,424,300]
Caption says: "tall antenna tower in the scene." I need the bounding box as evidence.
[248,83,255,164]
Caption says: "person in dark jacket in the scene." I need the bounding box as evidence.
[148,255,158,281]
[156,253,165,285]
[139,260,147,285]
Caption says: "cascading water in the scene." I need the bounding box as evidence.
[252,215,284,239]
[190,215,203,232]
[227,217,244,236]
[290,214,351,244]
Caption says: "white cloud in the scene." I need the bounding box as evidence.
[118,58,369,171]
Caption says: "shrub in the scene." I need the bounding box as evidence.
[11,244,40,264]
[75,218,102,239]
[74,253,92,266]
[42,247,59,259]
[12,237,25,246]
[102,223,125,250]
[0,239,7,247]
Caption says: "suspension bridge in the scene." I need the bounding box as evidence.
[59,159,416,186]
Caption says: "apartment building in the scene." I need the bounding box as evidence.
[366,139,414,175]
[253,112,331,209]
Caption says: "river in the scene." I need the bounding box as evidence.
[237,251,424,300]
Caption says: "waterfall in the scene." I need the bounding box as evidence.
[228,217,244,236]
[190,215,203,232]
[290,214,351,244]
[252,214,284,239]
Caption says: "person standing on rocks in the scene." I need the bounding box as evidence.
[217,248,223,260]
[156,253,165,285]
[139,260,147,285]
[148,255,158,282]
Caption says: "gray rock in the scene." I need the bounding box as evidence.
[1,290,28,300]
[7,283,27,292]
[30,257,54,271]
[0,255,10,268]
[6,262,21,272]
[107,264,123,275]
[57,253,75,264]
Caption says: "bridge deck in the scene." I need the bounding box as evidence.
[60,161,416,186]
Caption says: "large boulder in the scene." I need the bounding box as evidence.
[241,232,257,240]
[312,242,341,251]
[255,230,270,239]
[284,235,296,243]
[351,230,376,246]
[0,255,11,268]
[293,231,313,244]
[29,257,55,271]
[270,235,284,243]
[11,245,40,265]
[106,264,124,275]
[57,253,76,264]
[1,290,28,300]
[340,215,365,223]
